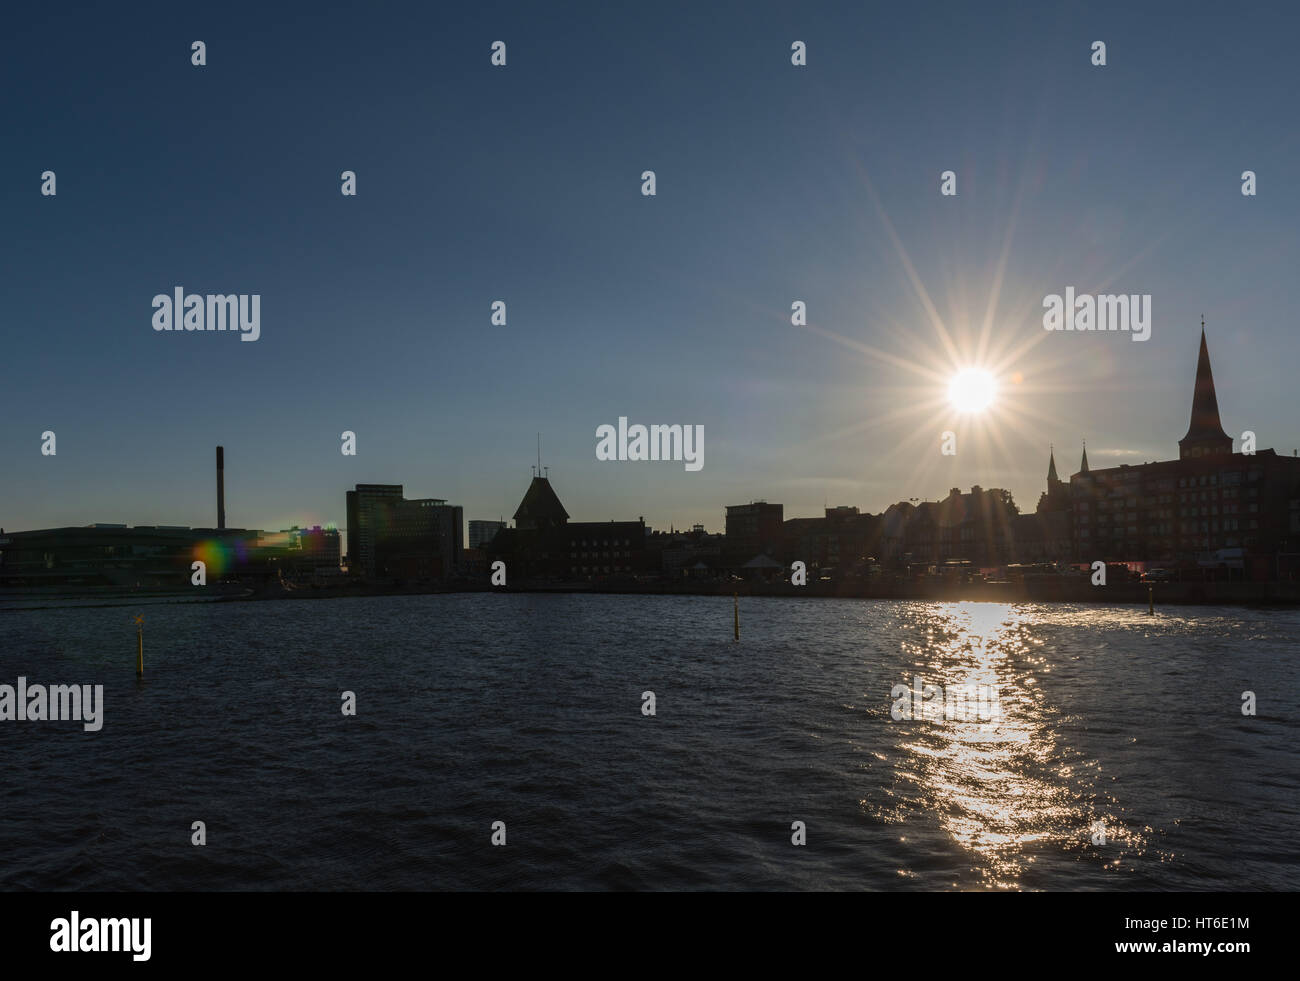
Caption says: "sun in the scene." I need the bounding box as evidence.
[948,368,997,413]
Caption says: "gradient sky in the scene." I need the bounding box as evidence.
[4,1,1298,540]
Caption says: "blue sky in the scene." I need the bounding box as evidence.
[3,1,1297,538]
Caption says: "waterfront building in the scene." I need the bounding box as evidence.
[258,525,342,577]
[1068,328,1300,577]
[346,484,463,580]
[345,484,404,578]
[1011,449,1073,562]
[488,474,646,580]
[782,506,880,574]
[723,502,784,567]
[0,525,261,587]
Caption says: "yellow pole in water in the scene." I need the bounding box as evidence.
[733,593,739,642]
[135,616,144,677]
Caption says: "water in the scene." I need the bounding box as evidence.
[1,594,1296,890]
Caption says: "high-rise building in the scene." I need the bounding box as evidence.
[345,484,404,578]
[375,498,464,579]
[346,485,463,580]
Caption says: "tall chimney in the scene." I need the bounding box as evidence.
[216,446,226,530]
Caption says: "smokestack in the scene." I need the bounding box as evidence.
[216,446,226,530]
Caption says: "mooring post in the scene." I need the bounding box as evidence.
[135,615,144,677]
[733,593,739,641]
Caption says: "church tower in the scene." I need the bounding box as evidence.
[1037,445,1070,513]
[1178,324,1233,460]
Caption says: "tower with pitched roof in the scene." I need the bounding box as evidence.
[1036,445,1070,513]
[1178,322,1233,460]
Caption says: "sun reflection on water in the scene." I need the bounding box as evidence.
[866,601,1144,889]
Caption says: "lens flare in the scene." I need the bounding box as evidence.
[948,368,997,413]
[194,539,235,577]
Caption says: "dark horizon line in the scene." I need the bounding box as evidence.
[6,442,1296,540]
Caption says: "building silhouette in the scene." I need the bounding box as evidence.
[513,475,569,533]
[345,484,463,579]
[1178,329,1233,460]
[0,450,333,587]
[345,484,404,577]
[468,520,507,550]
[723,502,784,567]
[782,506,880,575]
[3,330,1298,590]
[488,473,647,580]
[1068,327,1300,576]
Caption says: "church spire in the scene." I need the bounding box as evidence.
[1178,322,1232,460]
[1080,441,1089,474]
[1047,445,1059,483]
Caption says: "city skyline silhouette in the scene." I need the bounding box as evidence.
[5,3,1299,536]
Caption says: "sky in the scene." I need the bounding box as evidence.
[3,1,1298,539]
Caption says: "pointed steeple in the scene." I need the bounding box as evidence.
[1047,445,1059,483]
[1178,322,1232,460]
[1080,441,1089,474]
